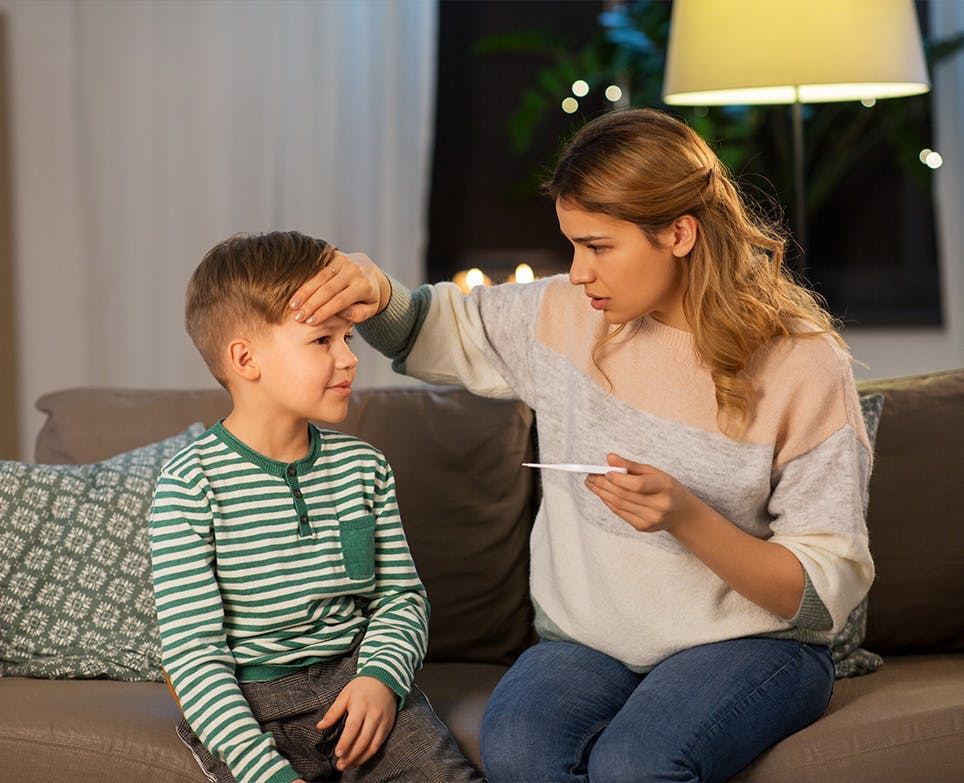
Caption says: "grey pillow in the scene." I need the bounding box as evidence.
[829,393,885,678]
[0,424,204,680]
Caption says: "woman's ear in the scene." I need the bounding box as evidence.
[669,215,698,258]
[226,338,261,382]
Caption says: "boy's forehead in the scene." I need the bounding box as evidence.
[291,312,352,330]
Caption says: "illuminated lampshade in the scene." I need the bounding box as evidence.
[661,0,930,255]
[662,0,929,106]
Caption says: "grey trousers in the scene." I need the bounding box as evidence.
[175,651,484,783]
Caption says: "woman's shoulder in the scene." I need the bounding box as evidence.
[755,323,853,389]
[749,324,867,462]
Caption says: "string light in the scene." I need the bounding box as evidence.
[604,84,622,102]
[452,267,492,294]
[513,263,535,284]
[561,97,579,114]
[572,80,589,97]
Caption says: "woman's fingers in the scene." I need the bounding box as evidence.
[289,252,383,325]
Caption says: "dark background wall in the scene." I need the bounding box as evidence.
[427,0,603,283]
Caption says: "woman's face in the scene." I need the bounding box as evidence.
[556,200,691,330]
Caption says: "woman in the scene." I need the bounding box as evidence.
[289,108,874,783]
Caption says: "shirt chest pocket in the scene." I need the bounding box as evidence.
[338,514,376,581]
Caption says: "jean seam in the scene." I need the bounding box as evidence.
[684,642,830,770]
[572,719,610,778]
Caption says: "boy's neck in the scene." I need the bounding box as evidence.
[221,407,312,464]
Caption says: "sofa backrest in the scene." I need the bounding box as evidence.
[856,369,964,655]
[34,385,537,666]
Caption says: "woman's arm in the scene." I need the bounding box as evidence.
[586,454,806,619]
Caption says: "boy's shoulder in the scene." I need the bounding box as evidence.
[157,424,224,483]
[310,424,388,467]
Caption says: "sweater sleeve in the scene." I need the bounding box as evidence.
[763,343,875,634]
[357,275,550,405]
[149,469,299,783]
[353,456,430,707]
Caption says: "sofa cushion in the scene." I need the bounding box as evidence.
[34,387,231,464]
[856,369,964,654]
[0,678,202,783]
[0,424,203,680]
[34,385,537,666]
[732,654,964,783]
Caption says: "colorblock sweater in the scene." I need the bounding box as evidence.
[149,423,428,783]
[358,275,874,671]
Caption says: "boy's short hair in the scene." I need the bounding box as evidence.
[186,231,336,387]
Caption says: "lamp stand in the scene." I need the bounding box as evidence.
[791,87,807,273]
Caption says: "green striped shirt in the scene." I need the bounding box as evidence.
[149,422,428,783]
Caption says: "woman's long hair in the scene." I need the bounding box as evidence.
[546,108,842,436]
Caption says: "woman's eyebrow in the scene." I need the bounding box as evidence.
[569,234,611,243]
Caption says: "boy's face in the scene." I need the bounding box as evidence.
[249,313,358,424]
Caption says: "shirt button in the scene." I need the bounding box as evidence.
[287,466,296,476]
[293,489,303,498]
[300,514,308,523]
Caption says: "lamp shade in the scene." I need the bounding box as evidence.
[663,0,930,105]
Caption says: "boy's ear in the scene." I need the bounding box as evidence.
[226,337,261,381]
[669,214,698,258]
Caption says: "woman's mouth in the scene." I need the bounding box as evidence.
[327,381,352,396]
[588,295,610,311]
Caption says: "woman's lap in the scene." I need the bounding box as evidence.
[480,638,833,783]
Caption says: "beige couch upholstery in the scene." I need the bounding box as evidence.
[1,370,962,782]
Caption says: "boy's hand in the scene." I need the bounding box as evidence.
[289,251,390,326]
[317,676,398,772]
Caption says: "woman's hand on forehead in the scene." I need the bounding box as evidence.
[289,251,390,326]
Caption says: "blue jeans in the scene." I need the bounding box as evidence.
[480,637,833,783]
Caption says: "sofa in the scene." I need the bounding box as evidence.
[1,369,962,782]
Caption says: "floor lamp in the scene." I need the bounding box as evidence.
[662,0,930,261]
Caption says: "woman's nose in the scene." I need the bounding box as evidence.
[569,252,594,286]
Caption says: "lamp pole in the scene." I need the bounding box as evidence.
[791,86,807,272]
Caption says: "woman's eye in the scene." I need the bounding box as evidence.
[587,244,604,255]
[315,336,330,346]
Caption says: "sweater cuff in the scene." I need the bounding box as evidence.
[266,762,301,783]
[355,666,409,710]
[357,277,434,373]
[357,277,417,357]
[790,569,834,631]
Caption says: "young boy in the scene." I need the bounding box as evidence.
[149,232,482,783]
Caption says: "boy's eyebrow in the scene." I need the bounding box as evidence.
[300,315,353,331]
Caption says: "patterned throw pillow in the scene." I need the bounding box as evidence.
[0,424,204,681]
[830,393,885,678]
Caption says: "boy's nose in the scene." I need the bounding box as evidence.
[336,345,359,369]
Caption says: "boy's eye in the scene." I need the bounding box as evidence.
[315,336,331,346]
[587,244,606,255]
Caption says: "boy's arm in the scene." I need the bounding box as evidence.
[352,458,430,707]
[150,470,300,783]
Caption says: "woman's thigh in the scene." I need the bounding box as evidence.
[589,638,834,783]
[480,640,643,783]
